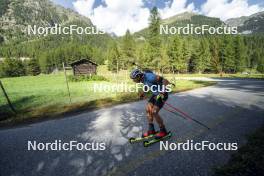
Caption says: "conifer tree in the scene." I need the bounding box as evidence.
[121,30,136,69]
[194,39,211,73]
[209,38,221,73]
[160,43,170,73]
[223,37,235,73]
[168,36,184,73]
[107,42,121,72]
[234,36,247,72]
[148,7,161,69]
[27,58,41,76]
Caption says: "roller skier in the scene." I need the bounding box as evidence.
[130,69,172,141]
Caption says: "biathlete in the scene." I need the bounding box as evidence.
[130,69,171,139]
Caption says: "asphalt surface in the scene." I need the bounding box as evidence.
[0,78,264,176]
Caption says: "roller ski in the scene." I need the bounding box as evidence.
[143,131,172,147]
[129,130,157,143]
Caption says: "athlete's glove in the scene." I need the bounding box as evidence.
[139,92,145,99]
[156,93,164,100]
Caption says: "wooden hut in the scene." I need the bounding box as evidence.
[70,59,97,76]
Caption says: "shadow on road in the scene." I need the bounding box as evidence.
[0,104,148,176]
[214,79,264,96]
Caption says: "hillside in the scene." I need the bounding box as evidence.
[225,11,264,34]
[225,16,249,27]
[134,12,224,38]
[134,11,264,38]
[0,0,94,42]
[162,11,197,24]
[162,12,223,26]
[0,0,114,66]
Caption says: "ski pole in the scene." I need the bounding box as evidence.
[163,106,188,120]
[141,95,210,130]
[164,102,210,130]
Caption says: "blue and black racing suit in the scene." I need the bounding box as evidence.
[142,71,168,109]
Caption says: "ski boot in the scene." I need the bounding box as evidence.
[155,128,168,139]
[142,130,156,138]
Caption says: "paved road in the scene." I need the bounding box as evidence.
[0,79,264,176]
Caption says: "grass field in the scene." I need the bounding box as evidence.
[0,68,217,125]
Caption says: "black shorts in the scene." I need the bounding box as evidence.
[148,93,168,109]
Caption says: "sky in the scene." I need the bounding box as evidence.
[52,0,264,36]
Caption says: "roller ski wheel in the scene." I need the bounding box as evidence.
[143,131,172,147]
[129,130,157,144]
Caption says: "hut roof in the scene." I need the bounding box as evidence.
[70,59,98,66]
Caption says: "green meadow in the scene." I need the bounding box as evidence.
[0,67,216,124]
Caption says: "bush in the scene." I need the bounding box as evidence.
[27,58,41,76]
[68,75,108,82]
[256,60,264,73]
[0,58,26,77]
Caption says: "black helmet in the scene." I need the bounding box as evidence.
[130,69,142,79]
